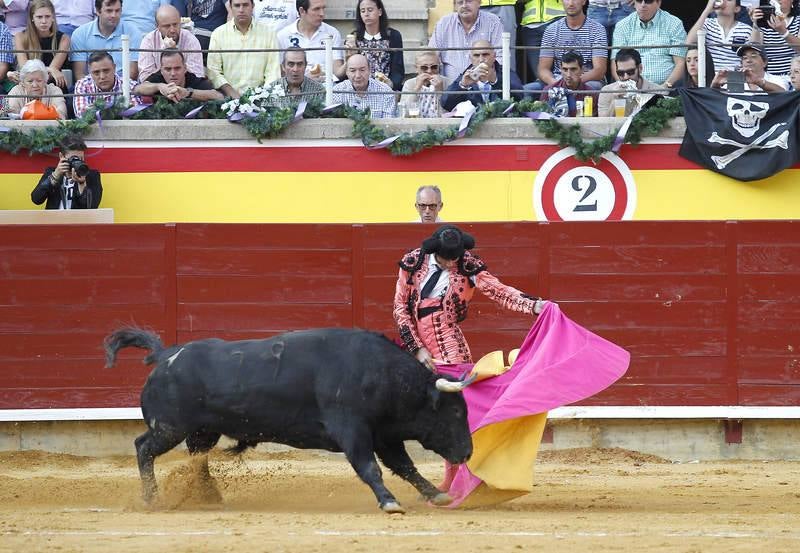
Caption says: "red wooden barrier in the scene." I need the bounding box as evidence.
[1,221,798,409]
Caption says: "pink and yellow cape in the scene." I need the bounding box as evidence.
[436,301,630,508]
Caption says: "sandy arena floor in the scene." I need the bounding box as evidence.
[1,447,798,552]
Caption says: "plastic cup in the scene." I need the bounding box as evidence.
[614,98,627,118]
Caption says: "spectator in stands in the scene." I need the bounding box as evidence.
[0,21,11,88]
[5,58,67,117]
[122,0,163,36]
[253,0,297,31]
[441,39,523,112]
[415,185,444,223]
[138,4,203,82]
[598,47,658,116]
[526,0,607,95]
[343,0,404,90]
[70,0,143,81]
[479,0,518,73]
[207,0,280,98]
[520,1,565,82]
[611,0,686,90]
[670,45,714,90]
[52,0,93,35]
[587,0,633,40]
[133,49,222,101]
[1,0,29,35]
[31,135,102,209]
[265,46,324,106]
[429,0,504,81]
[791,54,800,88]
[400,50,452,118]
[711,43,788,91]
[687,0,751,71]
[171,0,227,63]
[8,0,70,89]
[332,53,395,118]
[73,50,142,117]
[539,50,598,115]
[277,0,345,82]
[749,0,800,76]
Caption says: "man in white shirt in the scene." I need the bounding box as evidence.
[276,0,344,81]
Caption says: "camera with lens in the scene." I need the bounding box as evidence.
[67,156,89,178]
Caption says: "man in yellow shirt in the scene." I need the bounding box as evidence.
[206,0,281,98]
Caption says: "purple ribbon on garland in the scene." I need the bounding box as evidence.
[321,103,342,115]
[184,104,205,119]
[502,102,517,116]
[293,100,307,122]
[0,126,10,133]
[228,110,260,122]
[365,135,400,150]
[522,111,557,121]
[122,104,151,118]
[456,107,476,138]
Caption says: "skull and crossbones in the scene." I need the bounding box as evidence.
[706,97,789,170]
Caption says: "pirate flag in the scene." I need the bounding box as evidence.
[678,88,800,182]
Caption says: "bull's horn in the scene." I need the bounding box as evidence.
[435,373,477,393]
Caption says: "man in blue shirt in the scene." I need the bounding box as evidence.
[70,0,143,81]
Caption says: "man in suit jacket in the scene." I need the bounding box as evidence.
[441,39,523,112]
[31,135,102,210]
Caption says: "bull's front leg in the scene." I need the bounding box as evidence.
[323,413,405,513]
[375,441,452,506]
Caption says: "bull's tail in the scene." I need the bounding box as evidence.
[104,327,165,368]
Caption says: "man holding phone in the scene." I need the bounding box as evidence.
[749,0,800,75]
[711,43,789,91]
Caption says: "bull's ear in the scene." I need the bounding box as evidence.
[428,385,441,411]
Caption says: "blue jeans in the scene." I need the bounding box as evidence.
[587,5,634,42]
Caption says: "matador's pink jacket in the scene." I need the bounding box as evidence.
[393,249,539,364]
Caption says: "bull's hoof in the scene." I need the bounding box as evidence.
[428,492,453,506]
[380,501,406,514]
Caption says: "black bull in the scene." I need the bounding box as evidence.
[104,327,474,513]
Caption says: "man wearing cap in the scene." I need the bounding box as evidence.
[711,43,788,91]
[393,225,547,369]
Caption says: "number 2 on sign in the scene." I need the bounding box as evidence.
[572,175,598,212]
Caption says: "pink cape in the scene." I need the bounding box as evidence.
[436,301,630,507]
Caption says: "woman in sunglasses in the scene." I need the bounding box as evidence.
[400,51,452,118]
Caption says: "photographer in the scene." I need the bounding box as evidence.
[31,135,102,210]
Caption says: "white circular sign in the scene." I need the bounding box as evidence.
[534,147,637,222]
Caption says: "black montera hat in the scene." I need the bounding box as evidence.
[422,225,476,260]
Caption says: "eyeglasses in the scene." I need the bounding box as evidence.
[634,0,656,4]
[616,68,638,78]
[418,64,439,72]
[416,203,440,211]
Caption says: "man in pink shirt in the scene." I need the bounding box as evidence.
[137,4,204,82]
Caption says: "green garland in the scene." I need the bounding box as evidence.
[1,95,683,162]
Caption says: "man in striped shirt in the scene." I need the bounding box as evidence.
[73,51,142,118]
[206,0,281,99]
[529,0,608,92]
[332,54,396,119]
[749,0,800,75]
[687,0,752,71]
[429,0,505,81]
[611,0,686,88]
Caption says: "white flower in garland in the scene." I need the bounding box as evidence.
[223,84,289,116]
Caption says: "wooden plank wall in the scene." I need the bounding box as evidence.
[1,221,798,409]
